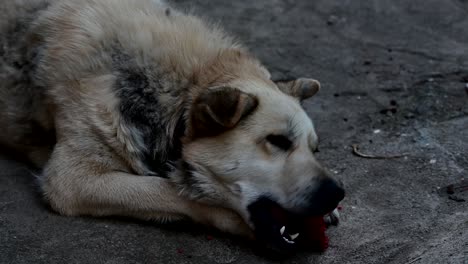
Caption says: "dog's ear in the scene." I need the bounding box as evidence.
[275,78,320,101]
[191,87,258,137]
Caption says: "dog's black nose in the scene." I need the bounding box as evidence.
[318,178,345,204]
[301,178,345,216]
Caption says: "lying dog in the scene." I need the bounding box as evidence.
[0,0,344,253]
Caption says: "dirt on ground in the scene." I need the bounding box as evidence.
[1,0,467,263]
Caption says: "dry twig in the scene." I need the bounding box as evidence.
[405,257,422,264]
[352,144,408,159]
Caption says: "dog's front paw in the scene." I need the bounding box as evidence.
[324,208,340,226]
[209,208,254,239]
[191,203,254,239]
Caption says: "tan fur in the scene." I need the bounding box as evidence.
[0,0,342,242]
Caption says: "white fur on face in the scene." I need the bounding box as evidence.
[183,80,324,224]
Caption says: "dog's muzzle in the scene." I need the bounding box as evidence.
[247,178,345,255]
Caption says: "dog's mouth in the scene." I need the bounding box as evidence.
[247,197,332,255]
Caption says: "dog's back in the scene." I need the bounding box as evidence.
[0,0,241,168]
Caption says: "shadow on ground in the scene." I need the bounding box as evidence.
[1,0,467,263]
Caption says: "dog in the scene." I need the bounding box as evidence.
[0,0,344,253]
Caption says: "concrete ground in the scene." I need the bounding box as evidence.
[1,0,467,263]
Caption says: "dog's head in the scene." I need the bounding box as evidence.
[178,52,344,253]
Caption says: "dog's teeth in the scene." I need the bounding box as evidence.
[332,208,340,218]
[290,233,299,240]
[282,236,295,244]
[280,226,285,235]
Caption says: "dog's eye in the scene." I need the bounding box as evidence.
[266,134,292,151]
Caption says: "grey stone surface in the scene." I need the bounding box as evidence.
[1,0,468,263]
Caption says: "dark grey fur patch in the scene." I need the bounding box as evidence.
[142,115,185,178]
[111,47,185,177]
[1,1,49,86]
[1,1,49,55]
[179,160,205,196]
[0,1,53,148]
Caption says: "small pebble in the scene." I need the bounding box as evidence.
[373,129,381,134]
[429,159,436,164]
[327,15,338,25]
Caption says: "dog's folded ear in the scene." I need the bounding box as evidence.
[275,78,320,101]
[190,87,258,138]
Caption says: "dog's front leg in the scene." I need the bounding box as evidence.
[40,145,252,238]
